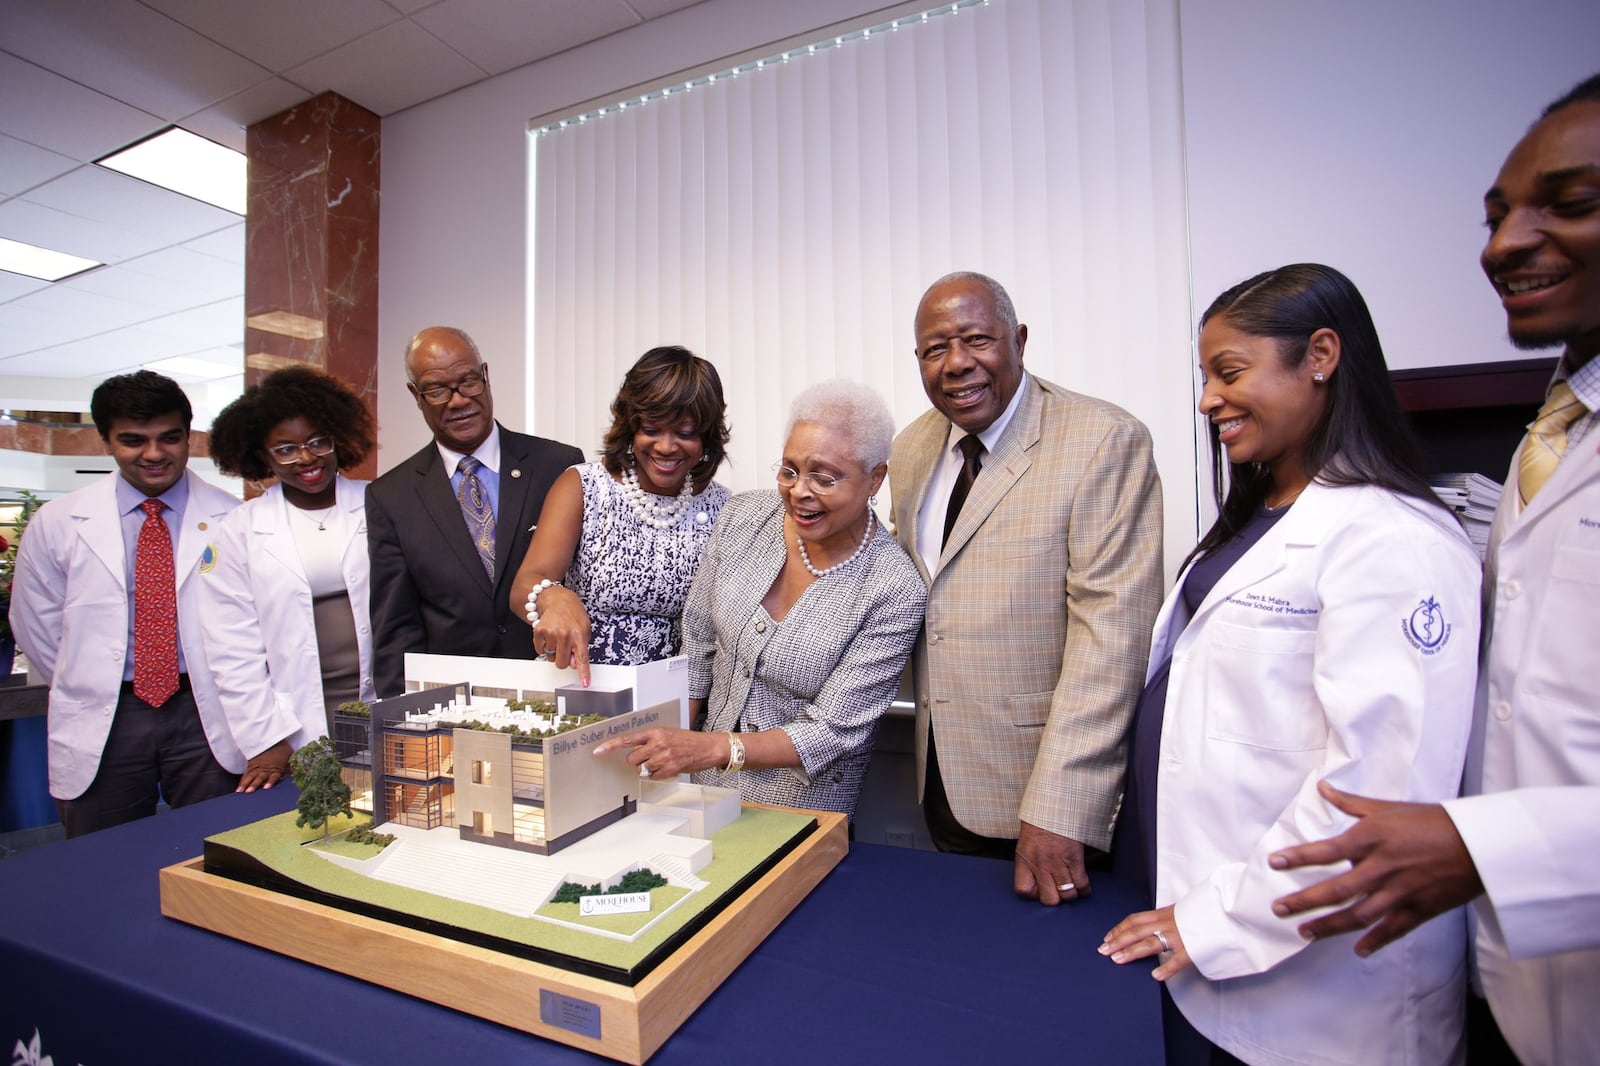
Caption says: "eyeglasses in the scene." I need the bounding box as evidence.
[266,436,336,463]
[414,370,487,406]
[773,463,850,495]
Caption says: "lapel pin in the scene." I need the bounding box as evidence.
[511,469,522,479]
[198,522,208,531]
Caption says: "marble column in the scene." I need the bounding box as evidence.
[245,91,380,480]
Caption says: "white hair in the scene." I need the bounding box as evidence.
[920,271,1019,335]
[785,379,895,471]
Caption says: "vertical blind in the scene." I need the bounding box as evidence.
[532,0,1198,573]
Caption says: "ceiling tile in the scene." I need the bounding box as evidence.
[0,321,243,380]
[52,265,196,317]
[0,52,161,162]
[59,249,242,312]
[171,344,246,367]
[140,0,402,74]
[284,20,486,116]
[0,197,161,263]
[624,0,709,20]
[0,337,162,380]
[22,166,242,244]
[180,224,245,266]
[0,134,79,197]
[124,246,244,293]
[413,0,637,76]
[140,297,246,347]
[0,271,53,302]
[0,304,63,356]
[180,78,321,154]
[0,0,271,123]
[9,283,157,335]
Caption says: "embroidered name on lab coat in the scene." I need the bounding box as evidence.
[1226,591,1318,616]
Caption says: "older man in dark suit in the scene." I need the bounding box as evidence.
[366,326,583,696]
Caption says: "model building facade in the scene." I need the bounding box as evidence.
[334,654,709,856]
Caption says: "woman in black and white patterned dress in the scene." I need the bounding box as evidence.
[595,380,927,816]
[509,347,730,683]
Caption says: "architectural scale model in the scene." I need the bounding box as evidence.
[328,652,738,873]
[162,650,843,1063]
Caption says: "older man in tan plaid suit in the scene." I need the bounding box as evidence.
[890,272,1164,903]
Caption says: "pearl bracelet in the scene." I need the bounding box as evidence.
[722,732,746,774]
[524,579,560,627]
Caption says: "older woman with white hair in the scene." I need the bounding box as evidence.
[595,379,926,815]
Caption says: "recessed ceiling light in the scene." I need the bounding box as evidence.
[143,355,241,381]
[0,236,102,282]
[97,127,247,215]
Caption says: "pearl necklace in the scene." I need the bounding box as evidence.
[797,510,876,578]
[620,464,697,529]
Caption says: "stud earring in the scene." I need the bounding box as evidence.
[869,495,879,508]
[1313,372,1326,383]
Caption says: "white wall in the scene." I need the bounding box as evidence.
[379,0,1600,544]
[1181,0,1600,373]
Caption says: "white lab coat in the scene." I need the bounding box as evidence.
[197,476,374,754]
[1440,431,1600,1066]
[10,471,244,799]
[1152,482,1481,1066]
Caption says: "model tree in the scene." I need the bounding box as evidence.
[290,736,352,843]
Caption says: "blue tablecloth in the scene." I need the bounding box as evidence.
[0,716,54,832]
[0,787,1163,1065]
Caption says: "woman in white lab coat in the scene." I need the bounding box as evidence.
[200,367,377,789]
[1101,264,1481,1065]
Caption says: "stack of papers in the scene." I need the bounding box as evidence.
[1430,472,1502,557]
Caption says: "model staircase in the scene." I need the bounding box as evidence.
[644,852,696,885]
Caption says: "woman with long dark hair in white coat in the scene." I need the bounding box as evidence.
[1101,264,1481,1065]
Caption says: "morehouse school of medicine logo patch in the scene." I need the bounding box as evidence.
[1403,595,1451,654]
[198,543,218,574]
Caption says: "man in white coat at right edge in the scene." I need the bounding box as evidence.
[1267,71,1600,1066]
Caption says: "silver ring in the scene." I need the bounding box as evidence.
[639,762,651,778]
[1154,929,1171,953]
[1057,882,1075,893]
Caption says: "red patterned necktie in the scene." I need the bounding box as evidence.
[133,498,179,706]
[457,456,496,579]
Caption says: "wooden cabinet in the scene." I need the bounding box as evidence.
[1391,357,1556,479]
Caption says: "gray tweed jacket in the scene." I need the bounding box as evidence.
[685,491,927,815]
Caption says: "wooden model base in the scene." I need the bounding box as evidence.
[161,805,848,1064]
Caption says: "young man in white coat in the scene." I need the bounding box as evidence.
[11,371,275,837]
[1269,72,1600,1066]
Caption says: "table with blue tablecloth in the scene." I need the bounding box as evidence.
[0,678,53,833]
[0,785,1163,1065]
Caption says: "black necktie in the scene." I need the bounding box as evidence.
[942,435,985,548]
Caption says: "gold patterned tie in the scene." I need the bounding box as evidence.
[1517,380,1586,506]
